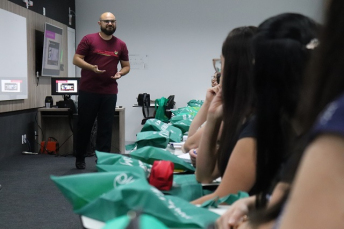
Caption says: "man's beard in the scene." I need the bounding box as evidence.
[101,26,116,36]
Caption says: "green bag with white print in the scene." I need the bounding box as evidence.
[141,118,182,142]
[50,169,146,211]
[136,130,169,149]
[75,179,220,228]
[187,99,204,107]
[162,174,204,201]
[130,146,195,172]
[172,119,193,134]
[96,151,152,178]
[169,114,194,124]
[103,213,168,229]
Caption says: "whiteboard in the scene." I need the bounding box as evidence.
[0,9,28,101]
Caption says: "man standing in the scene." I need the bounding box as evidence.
[73,12,130,169]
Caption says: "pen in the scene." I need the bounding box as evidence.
[193,149,197,155]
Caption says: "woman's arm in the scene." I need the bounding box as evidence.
[279,134,344,229]
[184,85,221,152]
[194,90,223,183]
[183,127,205,153]
[188,86,220,136]
[192,137,256,204]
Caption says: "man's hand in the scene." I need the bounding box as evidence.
[92,65,106,74]
[111,71,122,79]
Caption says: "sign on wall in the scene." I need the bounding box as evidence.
[42,23,63,77]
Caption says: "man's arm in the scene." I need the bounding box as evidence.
[112,60,130,79]
[119,60,130,76]
[73,54,105,73]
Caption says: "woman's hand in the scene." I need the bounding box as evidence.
[205,85,221,104]
[216,196,255,229]
[207,87,223,119]
[189,148,197,167]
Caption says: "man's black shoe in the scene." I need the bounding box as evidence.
[75,160,86,169]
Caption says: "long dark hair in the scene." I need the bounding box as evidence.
[298,0,344,133]
[252,13,319,208]
[279,0,344,208]
[217,26,257,177]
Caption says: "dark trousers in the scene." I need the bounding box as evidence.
[75,91,117,160]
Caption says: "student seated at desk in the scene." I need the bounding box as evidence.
[183,65,222,166]
[212,72,221,87]
[190,26,258,205]
[215,12,319,229]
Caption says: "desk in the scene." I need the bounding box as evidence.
[37,107,125,155]
[132,103,156,108]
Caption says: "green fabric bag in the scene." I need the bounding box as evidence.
[75,179,219,228]
[130,146,195,172]
[50,170,147,211]
[154,97,169,122]
[170,114,194,124]
[200,191,250,208]
[96,151,152,178]
[172,119,193,134]
[103,213,168,229]
[187,99,204,107]
[162,174,203,201]
[141,119,182,143]
[125,143,137,151]
[171,106,200,117]
[136,130,169,149]
[97,164,151,179]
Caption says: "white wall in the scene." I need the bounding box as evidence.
[75,0,324,142]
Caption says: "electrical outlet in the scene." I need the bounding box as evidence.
[22,134,27,144]
[34,131,37,140]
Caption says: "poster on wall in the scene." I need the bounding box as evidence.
[42,23,63,77]
[0,9,28,101]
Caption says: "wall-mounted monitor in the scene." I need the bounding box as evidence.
[51,77,80,101]
[41,23,63,77]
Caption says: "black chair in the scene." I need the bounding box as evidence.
[140,95,175,125]
[141,94,155,125]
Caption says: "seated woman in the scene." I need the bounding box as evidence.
[183,64,222,167]
[191,26,259,205]
[215,12,319,229]
[211,72,221,87]
[272,1,344,228]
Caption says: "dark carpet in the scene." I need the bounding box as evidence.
[0,154,98,229]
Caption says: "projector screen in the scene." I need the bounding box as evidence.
[0,9,28,101]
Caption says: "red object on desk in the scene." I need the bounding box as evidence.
[149,160,174,191]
